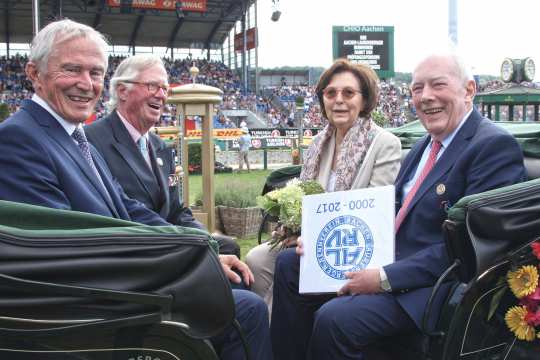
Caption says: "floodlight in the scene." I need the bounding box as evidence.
[271,0,281,22]
[271,10,281,22]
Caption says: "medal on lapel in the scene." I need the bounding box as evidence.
[436,183,446,195]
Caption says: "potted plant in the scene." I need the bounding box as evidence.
[195,179,262,238]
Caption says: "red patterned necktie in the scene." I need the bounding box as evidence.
[395,140,442,233]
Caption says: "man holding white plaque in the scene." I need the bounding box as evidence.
[299,185,395,294]
[270,50,527,360]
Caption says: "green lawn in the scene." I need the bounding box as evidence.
[188,170,272,258]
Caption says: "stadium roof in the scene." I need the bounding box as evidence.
[0,0,255,51]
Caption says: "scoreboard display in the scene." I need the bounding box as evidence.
[332,26,394,79]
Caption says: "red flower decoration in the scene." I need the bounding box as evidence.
[525,308,540,326]
[531,241,540,260]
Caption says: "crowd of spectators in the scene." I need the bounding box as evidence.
[477,79,509,92]
[476,79,540,93]
[0,55,32,114]
[377,80,411,127]
[0,54,445,129]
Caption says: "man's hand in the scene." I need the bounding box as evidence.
[337,268,382,296]
[219,254,254,286]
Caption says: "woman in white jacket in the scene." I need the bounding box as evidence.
[246,58,402,314]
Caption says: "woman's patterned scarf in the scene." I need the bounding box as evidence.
[300,117,376,191]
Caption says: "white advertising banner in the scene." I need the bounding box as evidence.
[299,185,395,294]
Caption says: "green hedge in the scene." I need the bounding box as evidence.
[0,103,9,123]
[194,178,260,208]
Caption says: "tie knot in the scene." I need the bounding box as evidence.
[430,140,442,156]
[72,127,88,145]
[138,136,148,151]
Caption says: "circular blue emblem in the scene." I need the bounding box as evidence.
[315,215,374,280]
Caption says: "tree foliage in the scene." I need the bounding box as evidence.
[0,103,9,123]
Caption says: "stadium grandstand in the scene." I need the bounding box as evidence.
[0,0,413,128]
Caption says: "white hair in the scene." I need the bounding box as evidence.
[106,54,166,112]
[29,19,109,73]
[413,40,474,85]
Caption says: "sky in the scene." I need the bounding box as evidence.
[255,0,539,78]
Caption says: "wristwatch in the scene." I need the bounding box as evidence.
[379,268,392,292]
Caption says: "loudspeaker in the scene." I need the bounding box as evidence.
[271,10,281,22]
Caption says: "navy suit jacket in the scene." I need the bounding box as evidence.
[0,100,168,226]
[85,112,203,229]
[386,109,527,330]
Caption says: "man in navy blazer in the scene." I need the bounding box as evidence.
[270,52,527,359]
[0,22,166,226]
[0,20,271,360]
[85,55,240,257]
[86,111,199,226]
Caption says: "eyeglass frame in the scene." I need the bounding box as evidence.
[124,81,169,95]
[321,87,362,100]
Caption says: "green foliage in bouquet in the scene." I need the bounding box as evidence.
[257,179,324,238]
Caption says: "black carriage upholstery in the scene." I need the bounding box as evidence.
[0,201,235,360]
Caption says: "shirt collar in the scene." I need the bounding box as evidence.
[434,107,473,149]
[116,110,148,144]
[32,94,79,136]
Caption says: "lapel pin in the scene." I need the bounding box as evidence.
[156,157,164,167]
[436,183,446,195]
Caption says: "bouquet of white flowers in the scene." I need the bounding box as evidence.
[256,179,324,248]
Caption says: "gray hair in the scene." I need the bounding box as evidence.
[30,19,109,73]
[107,54,166,112]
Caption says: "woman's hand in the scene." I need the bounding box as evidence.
[295,237,304,256]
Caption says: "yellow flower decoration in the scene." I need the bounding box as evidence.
[505,306,537,341]
[507,265,539,298]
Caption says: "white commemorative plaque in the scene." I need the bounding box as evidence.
[299,185,395,294]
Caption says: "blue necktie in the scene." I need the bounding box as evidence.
[138,136,151,167]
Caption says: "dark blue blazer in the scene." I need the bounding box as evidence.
[386,109,527,330]
[85,112,203,229]
[0,100,168,226]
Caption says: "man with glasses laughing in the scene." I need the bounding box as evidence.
[85,54,271,360]
[85,55,241,258]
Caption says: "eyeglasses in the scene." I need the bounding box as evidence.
[124,81,169,95]
[322,87,361,100]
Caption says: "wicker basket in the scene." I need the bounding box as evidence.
[217,206,262,238]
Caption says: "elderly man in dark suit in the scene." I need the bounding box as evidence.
[270,51,527,360]
[0,19,271,360]
[85,54,240,257]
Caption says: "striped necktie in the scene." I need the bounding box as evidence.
[395,140,442,233]
[72,127,101,178]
